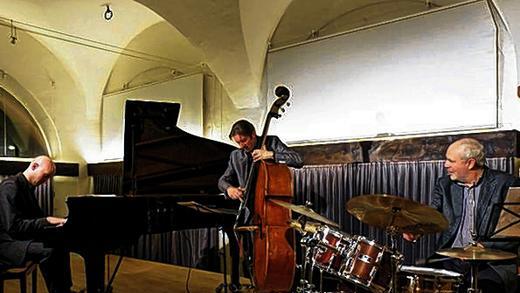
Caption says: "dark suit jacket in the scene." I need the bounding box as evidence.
[0,173,49,267]
[0,232,29,269]
[431,167,520,291]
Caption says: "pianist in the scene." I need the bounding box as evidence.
[218,119,303,201]
[0,156,73,293]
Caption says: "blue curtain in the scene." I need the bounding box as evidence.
[291,157,515,264]
[91,157,515,270]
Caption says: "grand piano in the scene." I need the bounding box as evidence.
[63,100,240,293]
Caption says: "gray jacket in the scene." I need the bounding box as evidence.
[218,135,303,195]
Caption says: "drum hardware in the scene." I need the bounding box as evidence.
[281,194,451,293]
[273,200,344,292]
[270,199,340,227]
[290,218,322,292]
[397,265,464,293]
[437,244,517,293]
[346,194,449,293]
[289,217,349,292]
[297,233,319,293]
[289,219,320,234]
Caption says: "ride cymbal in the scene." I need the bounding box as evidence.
[346,194,448,234]
[270,199,339,227]
[437,245,517,261]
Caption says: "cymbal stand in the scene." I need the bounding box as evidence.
[385,207,401,293]
[468,186,480,293]
[319,269,324,293]
[468,260,480,293]
[297,233,317,293]
[385,227,400,293]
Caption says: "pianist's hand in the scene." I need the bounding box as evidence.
[252,148,274,162]
[46,216,67,227]
[227,186,245,201]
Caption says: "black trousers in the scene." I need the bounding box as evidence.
[25,239,72,293]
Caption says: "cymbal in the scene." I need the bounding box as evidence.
[346,194,448,234]
[437,245,517,261]
[270,199,339,227]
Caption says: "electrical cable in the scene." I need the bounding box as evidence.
[0,16,197,70]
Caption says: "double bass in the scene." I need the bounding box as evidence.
[236,85,296,292]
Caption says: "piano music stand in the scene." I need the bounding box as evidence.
[487,187,520,241]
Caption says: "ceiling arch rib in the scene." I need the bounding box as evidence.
[238,0,292,98]
[104,21,204,95]
[0,25,77,158]
[135,0,291,109]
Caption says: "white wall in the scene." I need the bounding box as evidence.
[100,73,204,161]
[499,0,520,86]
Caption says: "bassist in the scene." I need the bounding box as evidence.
[218,119,303,202]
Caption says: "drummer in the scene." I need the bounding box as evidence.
[404,138,520,292]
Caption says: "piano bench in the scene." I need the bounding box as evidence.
[0,261,38,293]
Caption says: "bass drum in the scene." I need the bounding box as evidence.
[397,265,463,293]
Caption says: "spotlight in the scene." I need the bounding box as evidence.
[10,20,17,45]
[104,4,113,21]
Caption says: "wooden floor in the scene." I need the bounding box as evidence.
[3,253,253,293]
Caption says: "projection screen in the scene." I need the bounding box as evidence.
[266,2,497,143]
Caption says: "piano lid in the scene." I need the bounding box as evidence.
[122,100,236,195]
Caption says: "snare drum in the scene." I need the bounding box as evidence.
[339,235,402,293]
[311,226,353,274]
[398,266,463,293]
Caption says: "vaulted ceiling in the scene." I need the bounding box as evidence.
[0,0,478,110]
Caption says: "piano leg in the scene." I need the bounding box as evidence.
[224,226,240,287]
[80,250,106,293]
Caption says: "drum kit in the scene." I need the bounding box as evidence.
[271,194,517,293]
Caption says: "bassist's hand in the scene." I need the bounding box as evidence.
[227,186,245,201]
[252,147,274,162]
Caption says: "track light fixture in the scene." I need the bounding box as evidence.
[104,4,113,21]
[10,20,17,45]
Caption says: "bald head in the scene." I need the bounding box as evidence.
[444,138,486,185]
[447,138,486,168]
[23,155,56,186]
